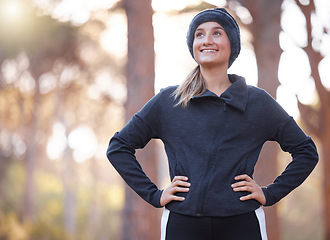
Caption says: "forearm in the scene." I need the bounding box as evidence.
[262,137,318,206]
[107,136,163,208]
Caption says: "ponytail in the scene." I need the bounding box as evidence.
[173,65,206,108]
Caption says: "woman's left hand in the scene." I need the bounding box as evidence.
[231,174,266,205]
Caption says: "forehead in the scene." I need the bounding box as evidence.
[195,21,224,30]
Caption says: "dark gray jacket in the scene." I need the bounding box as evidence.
[106,74,318,217]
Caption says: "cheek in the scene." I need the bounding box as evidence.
[223,39,231,52]
[192,40,201,57]
[217,39,231,56]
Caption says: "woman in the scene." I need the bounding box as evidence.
[106,8,318,240]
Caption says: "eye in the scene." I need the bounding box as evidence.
[195,32,204,38]
[213,31,221,36]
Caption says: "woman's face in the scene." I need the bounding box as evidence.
[193,21,231,68]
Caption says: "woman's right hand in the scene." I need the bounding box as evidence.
[160,176,190,206]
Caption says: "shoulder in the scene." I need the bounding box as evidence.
[246,85,290,122]
[246,85,279,106]
[158,85,178,96]
[145,85,178,105]
[247,85,270,98]
[138,85,178,116]
[154,85,179,105]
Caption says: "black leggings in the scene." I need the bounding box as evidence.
[161,207,267,240]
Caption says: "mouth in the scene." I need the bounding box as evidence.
[201,49,218,53]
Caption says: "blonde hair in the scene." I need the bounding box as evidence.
[173,65,207,108]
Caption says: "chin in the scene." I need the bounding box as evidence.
[199,61,227,69]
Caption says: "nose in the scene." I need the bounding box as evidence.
[203,33,213,45]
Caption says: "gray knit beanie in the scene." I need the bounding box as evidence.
[186,8,241,68]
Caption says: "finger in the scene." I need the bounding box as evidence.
[239,193,266,205]
[232,186,253,192]
[171,186,190,193]
[172,180,191,187]
[234,174,251,181]
[231,181,251,188]
[239,194,254,201]
[173,176,188,182]
[171,196,185,202]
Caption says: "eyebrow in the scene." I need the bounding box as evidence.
[195,26,225,32]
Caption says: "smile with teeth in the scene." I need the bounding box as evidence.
[201,49,218,53]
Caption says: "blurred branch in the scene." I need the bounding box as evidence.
[179,2,217,14]
[294,0,329,105]
[297,99,321,138]
[108,0,124,11]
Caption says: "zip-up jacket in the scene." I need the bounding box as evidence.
[106,74,318,217]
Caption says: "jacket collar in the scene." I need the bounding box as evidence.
[192,74,248,113]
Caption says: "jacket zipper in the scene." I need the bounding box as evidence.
[195,100,229,216]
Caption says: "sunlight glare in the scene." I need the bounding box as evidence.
[68,125,98,162]
[228,48,258,86]
[235,6,253,25]
[1,59,18,85]
[18,71,36,93]
[319,56,330,90]
[87,71,127,102]
[47,123,68,160]
[12,134,26,157]
[297,77,317,105]
[51,0,119,25]
[152,0,201,12]
[277,85,299,118]
[203,0,227,7]
[278,48,311,94]
[39,73,57,94]
[100,13,127,58]
[153,12,196,93]
[2,1,23,21]
[281,0,308,48]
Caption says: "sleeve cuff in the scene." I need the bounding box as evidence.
[261,187,273,207]
[152,189,164,208]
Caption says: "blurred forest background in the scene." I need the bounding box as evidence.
[0,0,329,239]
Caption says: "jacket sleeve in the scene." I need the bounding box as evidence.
[262,116,319,206]
[106,92,163,208]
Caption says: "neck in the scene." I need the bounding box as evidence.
[200,65,231,97]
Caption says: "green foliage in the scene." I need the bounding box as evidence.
[0,213,29,240]
[1,161,25,215]
[277,150,324,240]
[29,218,70,240]
[0,161,123,240]
[0,0,77,60]
[0,1,125,238]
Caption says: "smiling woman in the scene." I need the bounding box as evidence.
[192,22,231,71]
[106,7,318,240]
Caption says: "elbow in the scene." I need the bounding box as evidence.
[302,136,319,166]
[105,132,136,162]
[106,133,119,162]
[106,142,113,162]
[106,145,112,161]
[313,151,319,167]
[311,139,319,166]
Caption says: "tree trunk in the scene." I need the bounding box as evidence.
[255,143,280,240]
[88,158,99,240]
[23,78,40,222]
[323,127,330,240]
[122,0,160,239]
[0,150,10,209]
[23,131,36,222]
[294,0,329,238]
[237,1,283,239]
[63,144,75,237]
